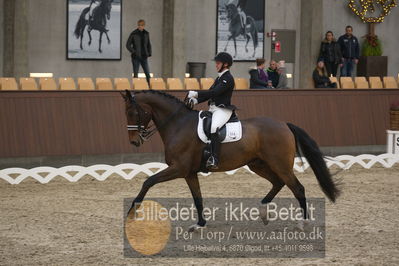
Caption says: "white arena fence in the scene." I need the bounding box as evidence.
[1,154,398,185]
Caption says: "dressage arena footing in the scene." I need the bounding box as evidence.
[0,162,398,264]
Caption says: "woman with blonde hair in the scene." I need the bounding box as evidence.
[313,61,337,88]
[319,31,342,77]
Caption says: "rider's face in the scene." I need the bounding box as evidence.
[215,61,224,72]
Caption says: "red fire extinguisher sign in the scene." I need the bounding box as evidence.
[275,41,281,53]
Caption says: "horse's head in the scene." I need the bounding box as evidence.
[100,0,113,20]
[225,4,237,20]
[121,90,152,147]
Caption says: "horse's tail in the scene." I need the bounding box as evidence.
[247,16,258,47]
[287,123,340,202]
[74,7,90,38]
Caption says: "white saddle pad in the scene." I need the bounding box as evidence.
[197,111,242,144]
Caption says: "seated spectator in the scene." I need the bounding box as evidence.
[276,64,289,89]
[267,60,279,88]
[313,61,337,88]
[249,58,268,89]
[266,80,275,89]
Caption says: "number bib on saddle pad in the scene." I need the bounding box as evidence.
[197,111,242,144]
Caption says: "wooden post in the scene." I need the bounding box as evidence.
[368,22,375,37]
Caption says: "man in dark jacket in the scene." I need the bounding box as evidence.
[338,25,360,77]
[126,19,152,84]
[249,58,268,89]
[186,52,236,170]
[266,60,279,88]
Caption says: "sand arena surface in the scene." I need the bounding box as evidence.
[0,165,398,265]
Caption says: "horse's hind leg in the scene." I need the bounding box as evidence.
[233,38,237,57]
[245,34,250,53]
[248,159,285,204]
[274,169,308,225]
[87,29,92,46]
[79,24,86,50]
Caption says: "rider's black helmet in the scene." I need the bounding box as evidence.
[214,52,233,67]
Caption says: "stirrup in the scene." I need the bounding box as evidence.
[206,156,219,170]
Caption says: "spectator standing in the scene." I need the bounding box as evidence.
[338,26,360,77]
[126,19,152,84]
[266,60,279,88]
[313,61,337,88]
[319,31,342,77]
[249,58,268,89]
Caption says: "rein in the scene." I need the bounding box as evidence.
[126,96,188,143]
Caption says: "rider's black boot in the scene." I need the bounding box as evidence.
[206,132,221,170]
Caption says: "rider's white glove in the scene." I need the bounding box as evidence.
[189,98,198,105]
[188,91,198,99]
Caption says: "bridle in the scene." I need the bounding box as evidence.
[126,96,155,143]
[126,94,189,143]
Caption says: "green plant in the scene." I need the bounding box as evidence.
[362,35,383,56]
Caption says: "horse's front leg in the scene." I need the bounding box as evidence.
[99,31,103,53]
[185,174,206,232]
[105,31,111,44]
[128,166,181,214]
[224,35,232,52]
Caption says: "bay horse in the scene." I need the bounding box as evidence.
[74,0,113,53]
[122,90,340,230]
[223,4,258,58]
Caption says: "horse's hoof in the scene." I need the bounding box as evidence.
[259,204,269,225]
[188,224,206,232]
[295,219,309,231]
[99,49,102,53]
[108,40,111,44]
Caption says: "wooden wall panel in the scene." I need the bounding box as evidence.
[0,89,398,157]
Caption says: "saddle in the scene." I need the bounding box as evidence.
[197,111,242,144]
[197,111,242,173]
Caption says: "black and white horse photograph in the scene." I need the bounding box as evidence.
[67,0,121,59]
[217,0,264,61]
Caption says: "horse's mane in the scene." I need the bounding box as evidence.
[137,90,194,111]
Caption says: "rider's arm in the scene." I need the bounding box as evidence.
[197,77,233,103]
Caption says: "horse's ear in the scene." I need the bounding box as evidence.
[125,90,135,101]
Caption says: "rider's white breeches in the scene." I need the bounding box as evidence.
[209,105,233,134]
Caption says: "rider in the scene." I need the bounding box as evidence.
[187,52,236,170]
[88,0,100,20]
[236,0,248,34]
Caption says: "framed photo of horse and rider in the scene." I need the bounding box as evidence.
[217,0,265,61]
[67,0,122,60]
[66,0,264,61]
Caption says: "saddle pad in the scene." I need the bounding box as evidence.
[197,111,242,144]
